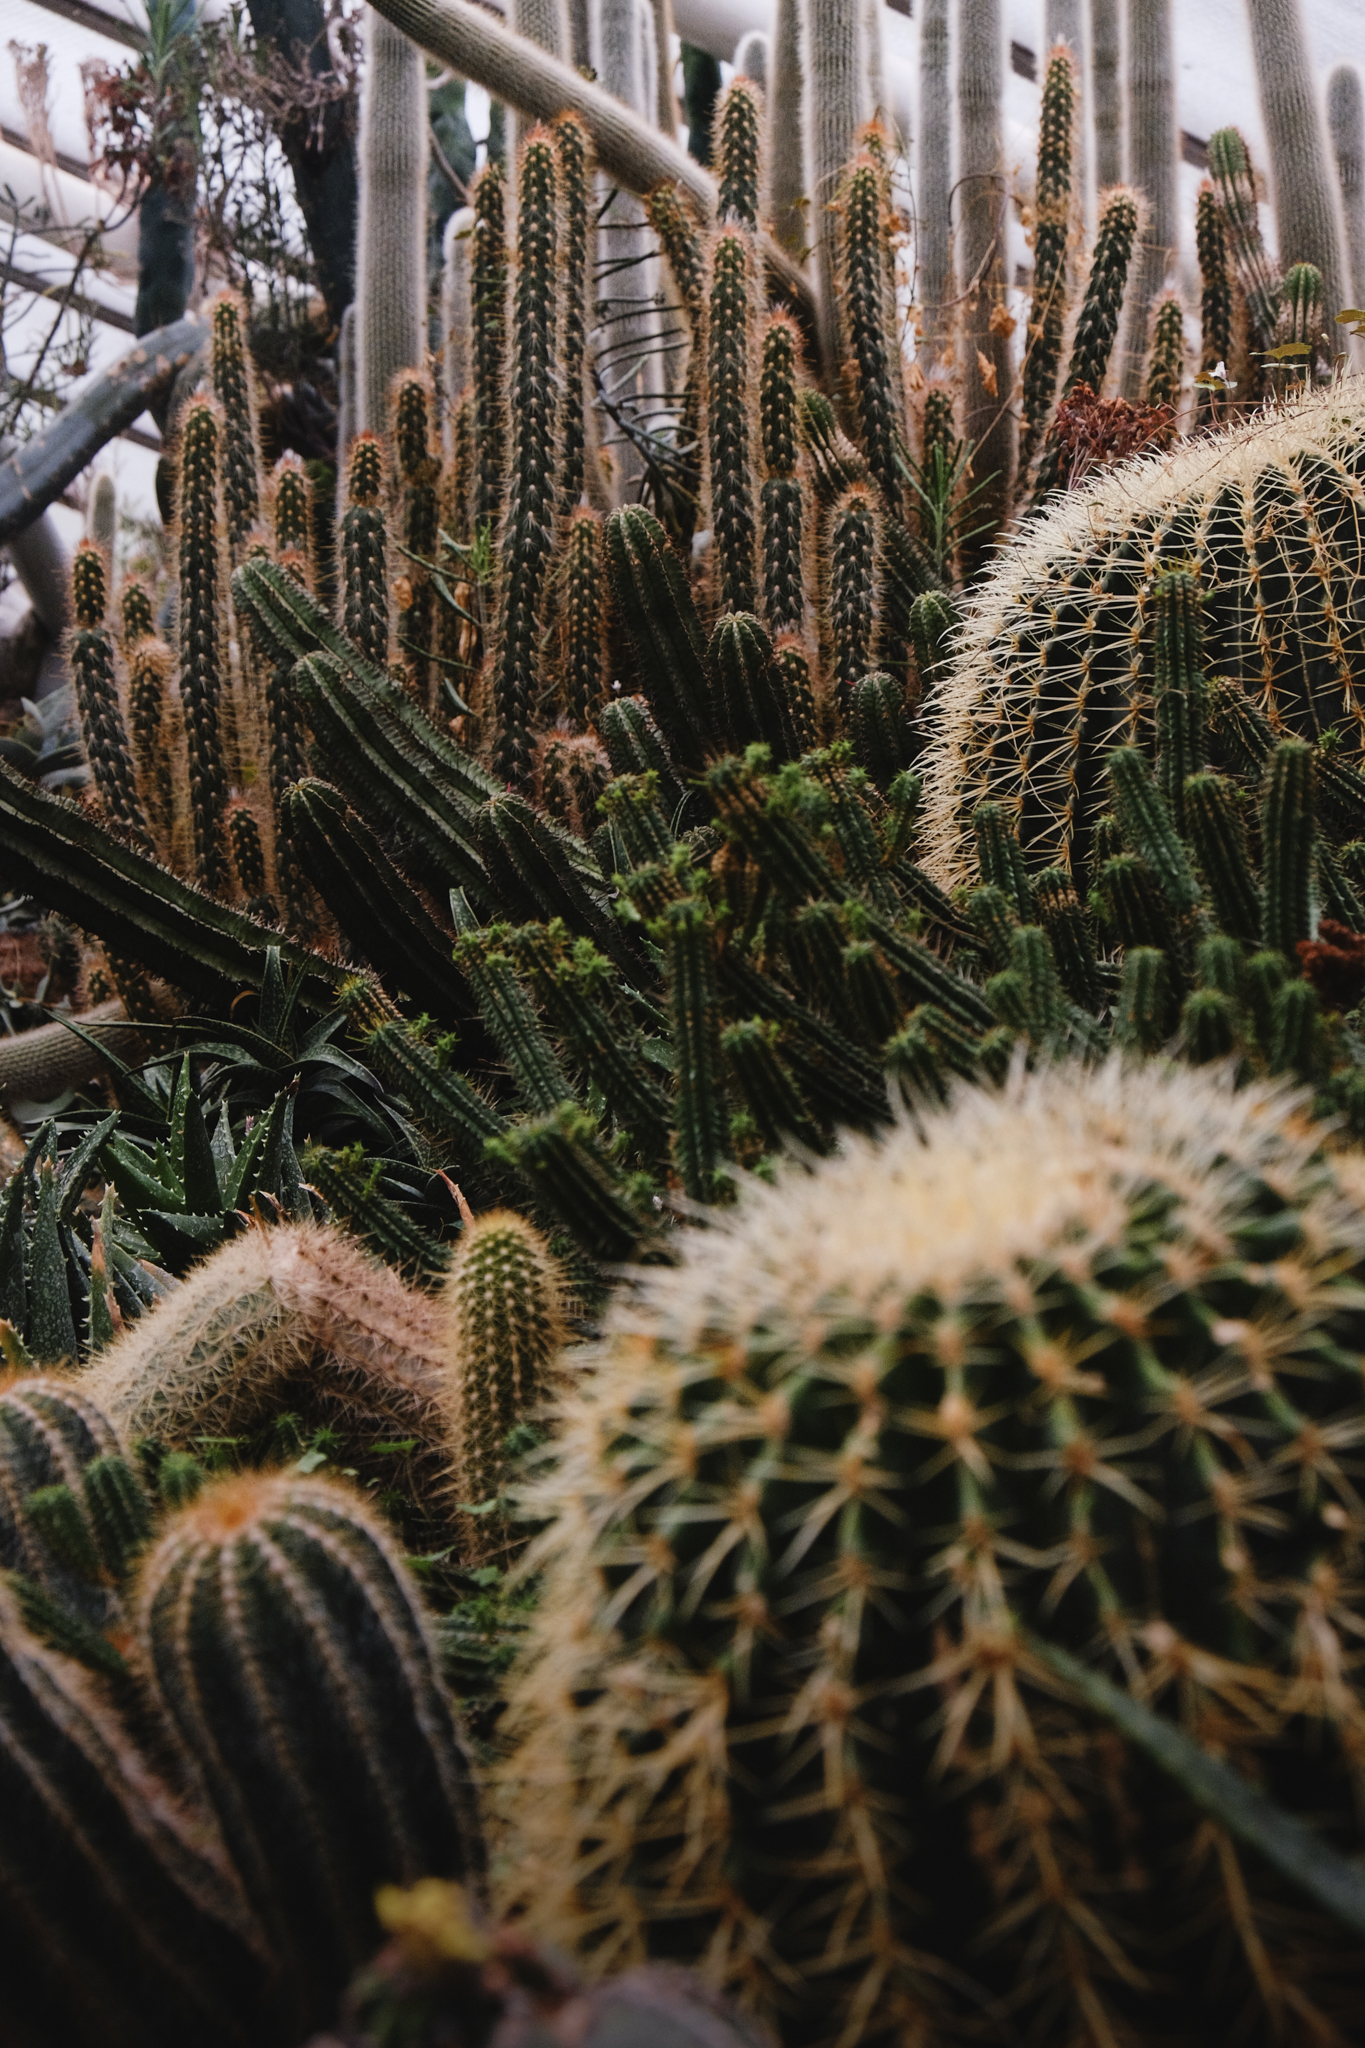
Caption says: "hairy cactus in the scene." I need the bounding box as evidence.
[492,128,559,791]
[470,161,507,534]
[769,0,804,260]
[68,540,152,854]
[0,1577,273,2048]
[917,0,953,370]
[136,1469,483,2035]
[355,12,428,435]
[175,396,231,896]
[1246,0,1348,332]
[713,76,764,231]
[1018,47,1076,477]
[1328,66,1365,314]
[705,227,761,617]
[837,149,905,515]
[499,1058,1365,2045]
[439,1208,563,1555]
[924,384,1365,886]
[957,0,1013,558]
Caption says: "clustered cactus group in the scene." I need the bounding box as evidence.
[5,3,1365,2043]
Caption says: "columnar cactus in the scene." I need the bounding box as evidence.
[704,226,761,616]
[498,1057,1365,2046]
[492,128,559,790]
[439,1208,563,1555]
[1027,186,1142,507]
[391,368,441,705]
[552,113,593,521]
[802,0,870,367]
[957,0,1014,558]
[769,0,804,259]
[1120,0,1177,397]
[339,431,391,670]
[1195,184,1233,416]
[136,1470,484,2034]
[1018,47,1076,477]
[826,482,879,706]
[1208,128,1281,346]
[758,313,807,642]
[270,452,314,585]
[175,396,231,896]
[0,1376,123,1624]
[0,1577,273,2048]
[923,383,1365,887]
[1328,65,1365,315]
[1090,0,1122,188]
[355,11,428,436]
[1246,0,1348,331]
[68,541,152,854]
[559,506,608,728]
[440,204,475,458]
[1143,292,1185,412]
[209,293,262,560]
[470,162,507,535]
[837,146,905,515]
[917,0,953,370]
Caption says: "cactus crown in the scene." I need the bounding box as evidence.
[714,76,764,229]
[391,368,439,484]
[71,541,108,632]
[347,432,386,508]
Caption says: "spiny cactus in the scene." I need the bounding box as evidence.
[826,483,879,706]
[270,452,314,583]
[68,540,153,854]
[136,1469,484,2035]
[1018,47,1076,478]
[175,396,231,896]
[552,113,592,522]
[355,11,428,435]
[558,507,608,728]
[1208,128,1281,346]
[0,1576,273,2048]
[1328,65,1365,314]
[1195,183,1233,417]
[0,1377,124,1623]
[705,226,761,617]
[492,128,559,791]
[713,76,764,231]
[439,1208,563,1556]
[391,368,442,707]
[925,383,1365,886]
[757,313,807,643]
[917,0,953,370]
[1028,186,1142,506]
[1143,292,1184,413]
[499,1057,1365,2046]
[837,146,905,517]
[1245,0,1348,332]
[1120,0,1177,398]
[470,161,507,535]
[339,430,391,669]
[209,293,263,559]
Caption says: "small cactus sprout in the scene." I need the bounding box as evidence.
[439,1208,564,1555]
[500,1058,1365,2045]
[136,1469,484,2035]
[68,541,152,854]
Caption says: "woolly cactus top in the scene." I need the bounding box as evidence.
[921,380,1365,887]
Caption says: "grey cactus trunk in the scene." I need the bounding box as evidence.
[355,10,428,435]
[918,0,954,373]
[769,0,805,258]
[1329,67,1365,320]
[1247,0,1349,332]
[1089,0,1122,192]
[957,0,1014,570]
[802,0,869,370]
[1119,0,1176,397]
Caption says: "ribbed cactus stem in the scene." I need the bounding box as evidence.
[1019,48,1076,477]
[1328,67,1365,315]
[838,151,906,513]
[470,162,507,534]
[705,226,761,616]
[827,483,879,708]
[655,895,727,1203]
[803,0,869,367]
[271,453,314,585]
[1195,185,1233,418]
[759,313,807,642]
[1208,129,1281,346]
[355,12,428,435]
[714,76,764,229]
[559,506,607,727]
[1275,261,1325,374]
[1120,0,1177,398]
[552,114,592,520]
[339,431,391,669]
[176,397,231,897]
[1029,187,1141,508]
[770,0,805,259]
[917,0,953,369]
[492,128,559,792]
[136,1471,483,2035]
[227,803,275,920]
[391,368,441,705]
[1143,293,1185,411]
[1246,0,1348,332]
[120,580,153,646]
[1262,738,1315,959]
[68,541,153,855]
[208,292,263,560]
[127,634,176,853]
[1151,568,1206,830]
[1091,0,1122,189]
[439,1208,563,1553]
[958,0,1014,559]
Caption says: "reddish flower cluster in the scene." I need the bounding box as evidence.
[1298,919,1365,1014]
[1053,382,1177,488]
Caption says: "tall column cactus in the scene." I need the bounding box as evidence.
[440,203,474,458]
[1195,183,1233,416]
[802,0,871,369]
[176,397,232,897]
[1028,185,1141,508]
[391,369,441,707]
[553,112,593,521]
[1045,0,1089,219]
[470,162,507,535]
[838,147,906,516]
[1018,48,1077,478]
[1120,0,1177,398]
[769,0,805,260]
[759,313,808,643]
[208,293,263,562]
[69,542,153,856]
[1208,127,1281,346]
[958,0,1014,568]
[1090,0,1122,191]
[1246,0,1349,330]
[492,128,559,790]
[705,222,761,616]
[917,0,953,372]
[1328,66,1365,316]
[339,432,391,669]
[355,10,428,436]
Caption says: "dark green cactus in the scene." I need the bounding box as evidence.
[1018,49,1076,477]
[714,76,763,230]
[1208,127,1281,345]
[456,926,575,1117]
[552,114,592,521]
[485,1101,643,1262]
[759,313,807,642]
[68,541,153,856]
[720,1015,822,1154]
[559,507,607,728]
[1116,942,1173,1049]
[301,1145,449,1283]
[1107,748,1201,913]
[1033,865,1103,1009]
[226,805,276,922]
[392,370,441,707]
[209,293,262,559]
[838,154,904,513]
[604,506,713,775]
[1029,187,1141,508]
[271,452,313,575]
[339,432,391,671]
[706,227,760,617]
[709,611,797,760]
[655,895,728,1203]
[1261,738,1316,959]
[1143,294,1185,412]
[1151,568,1207,830]
[176,397,232,897]
[826,484,879,707]
[1195,184,1234,419]
[138,1471,484,2038]
[470,161,508,533]
[493,129,559,792]
[1184,773,1262,942]
[850,671,911,792]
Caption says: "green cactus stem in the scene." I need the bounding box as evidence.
[208,293,263,560]
[68,541,153,855]
[826,484,879,710]
[1208,128,1281,345]
[1261,738,1316,959]
[1018,47,1076,478]
[1195,185,1234,419]
[339,431,391,671]
[558,508,607,729]
[1028,186,1142,507]
[226,805,276,922]
[837,151,905,517]
[1143,294,1185,414]
[706,227,761,618]
[271,452,313,577]
[175,397,231,897]
[604,505,713,774]
[552,113,592,521]
[470,161,507,535]
[759,313,807,644]
[655,894,728,1203]
[1246,0,1349,335]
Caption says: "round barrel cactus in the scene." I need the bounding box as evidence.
[921,384,1365,889]
[498,1058,1365,2047]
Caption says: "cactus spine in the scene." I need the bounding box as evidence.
[1246,0,1348,331]
[136,1470,483,2034]
[838,149,905,515]
[176,397,231,897]
[1328,66,1365,316]
[492,128,559,792]
[704,226,761,617]
[68,542,152,855]
[1120,0,1177,398]
[270,453,314,584]
[1018,48,1076,477]
[391,369,441,707]
[439,1208,563,1553]
[552,114,592,521]
[355,12,428,435]
[559,507,608,727]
